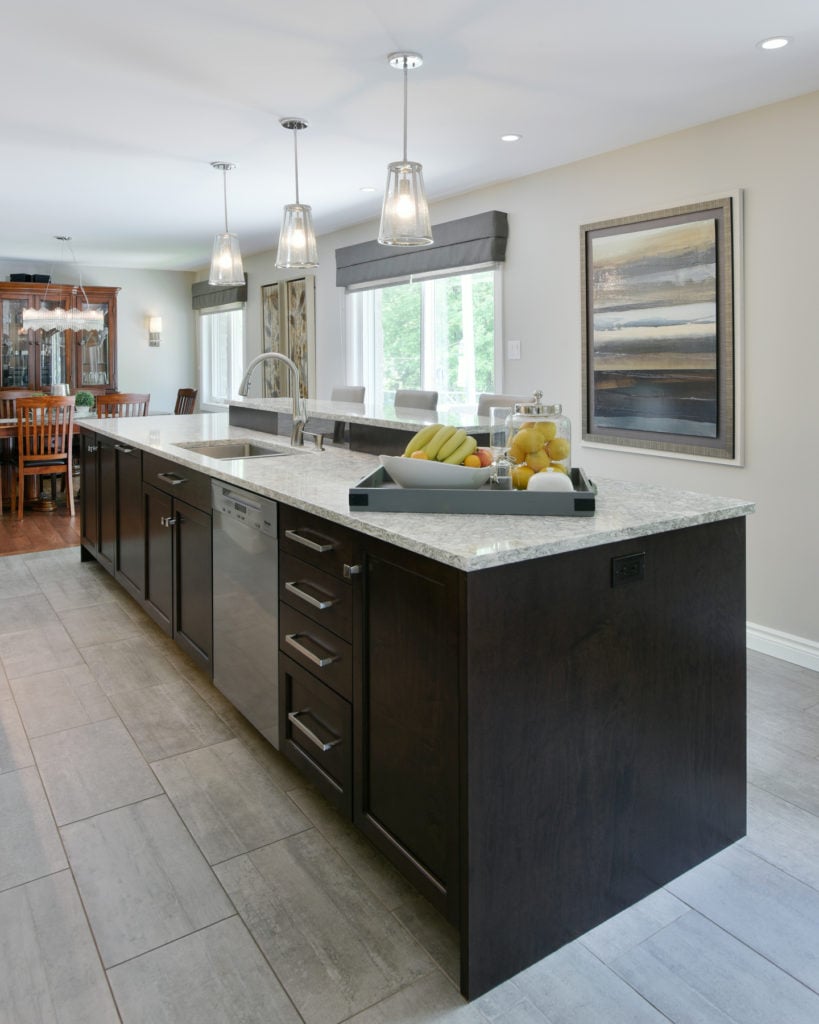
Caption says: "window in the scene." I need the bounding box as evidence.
[198,304,245,408]
[346,265,501,410]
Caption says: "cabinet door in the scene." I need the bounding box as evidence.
[174,499,212,672]
[72,287,117,393]
[114,442,144,600]
[97,438,117,574]
[1,294,35,388]
[143,483,173,635]
[79,430,99,555]
[355,538,460,923]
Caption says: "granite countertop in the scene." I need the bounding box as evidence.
[230,396,487,432]
[85,412,755,572]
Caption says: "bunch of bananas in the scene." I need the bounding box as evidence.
[402,424,478,465]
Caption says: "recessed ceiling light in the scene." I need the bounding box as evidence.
[501,133,522,143]
[758,36,790,50]
[359,185,377,193]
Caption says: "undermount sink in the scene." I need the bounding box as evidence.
[174,439,292,460]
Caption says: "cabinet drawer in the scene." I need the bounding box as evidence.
[280,603,352,701]
[279,505,356,580]
[280,654,351,816]
[143,452,211,512]
[279,551,353,641]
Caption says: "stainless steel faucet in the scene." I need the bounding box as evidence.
[237,351,307,446]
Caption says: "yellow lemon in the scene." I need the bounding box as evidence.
[546,437,571,462]
[533,421,557,442]
[511,465,535,490]
[511,427,543,453]
[525,448,551,472]
[507,442,526,464]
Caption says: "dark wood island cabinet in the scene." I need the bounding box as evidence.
[79,414,751,1001]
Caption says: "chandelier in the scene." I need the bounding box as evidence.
[21,236,105,334]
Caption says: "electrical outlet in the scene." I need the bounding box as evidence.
[507,339,521,360]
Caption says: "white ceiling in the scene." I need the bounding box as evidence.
[3,0,819,272]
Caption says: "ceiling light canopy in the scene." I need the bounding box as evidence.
[378,52,433,248]
[276,117,318,269]
[209,162,245,287]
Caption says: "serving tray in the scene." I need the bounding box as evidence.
[349,466,596,516]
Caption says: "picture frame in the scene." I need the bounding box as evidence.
[580,194,742,464]
[261,277,316,398]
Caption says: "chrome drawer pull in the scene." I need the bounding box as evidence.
[284,632,339,668]
[285,580,336,611]
[160,515,178,528]
[115,444,134,454]
[284,529,333,554]
[86,444,98,454]
[288,709,341,752]
[157,471,186,486]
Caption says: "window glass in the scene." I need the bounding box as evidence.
[198,305,244,407]
[347,266,500,410]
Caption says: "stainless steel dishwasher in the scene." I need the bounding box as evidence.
[211,481,280,748]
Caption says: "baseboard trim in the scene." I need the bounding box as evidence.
[747,622,819,673]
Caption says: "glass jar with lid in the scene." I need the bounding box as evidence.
[505,391,572,485]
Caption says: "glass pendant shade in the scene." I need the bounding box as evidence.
[208,162,244,286]
[276,203,318,268]
[209,231,244,286]
[378,160,432,246]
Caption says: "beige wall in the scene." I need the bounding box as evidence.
[303,91,819,649]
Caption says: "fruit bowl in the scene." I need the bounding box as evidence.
[380,454,493,489]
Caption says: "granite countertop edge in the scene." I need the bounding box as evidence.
[84,413,755,572]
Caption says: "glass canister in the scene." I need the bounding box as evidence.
[505,390,572,487]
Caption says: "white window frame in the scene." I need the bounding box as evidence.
[344,263,503,411]
[197,302,246,411]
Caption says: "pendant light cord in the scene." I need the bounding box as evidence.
[402,61,409,163]
[222,168,230,233]
[293,129,301,205]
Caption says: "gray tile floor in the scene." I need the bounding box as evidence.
[1,545,818,1023]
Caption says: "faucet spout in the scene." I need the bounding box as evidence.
[238,351,307,446]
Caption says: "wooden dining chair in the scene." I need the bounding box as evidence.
[12,396,75,520]
[174,388,198,415]
[96,392,151,417]
[0,390,38,516]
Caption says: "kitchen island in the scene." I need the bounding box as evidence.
[79,412,754,999]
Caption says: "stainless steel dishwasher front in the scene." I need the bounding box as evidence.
[211,481,279,748]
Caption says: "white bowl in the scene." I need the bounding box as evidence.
[380,454,492,489]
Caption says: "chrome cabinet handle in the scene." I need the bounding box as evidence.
[284,632,339,668]
[288,709,341,752]
[284,529,333,553]
[343,563,362,578]
[115,444,134,454]
[86,444,98,454]
[285,580,336,611]
[159,515,177,528]
[157,471,186,486]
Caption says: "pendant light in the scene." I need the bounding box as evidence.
[21,236,105,333]
[378,52,433,247]
[275,117,318,269]
[209,162,245,286]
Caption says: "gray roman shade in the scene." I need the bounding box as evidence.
[335,211,508,288]
[191,273,248,310]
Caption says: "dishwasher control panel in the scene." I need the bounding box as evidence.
[211,482,277,538]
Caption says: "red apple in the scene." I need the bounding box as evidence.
[475,447,492,467]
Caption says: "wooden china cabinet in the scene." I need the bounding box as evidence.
[0,281,119,395]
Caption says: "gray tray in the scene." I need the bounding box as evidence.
[349,467,596,516]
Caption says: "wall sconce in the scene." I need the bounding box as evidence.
[148,316,162,346]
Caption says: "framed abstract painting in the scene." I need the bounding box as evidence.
[261,277,316,399]
[580,194,742,463]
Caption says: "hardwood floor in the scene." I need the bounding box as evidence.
[0,487,80,556]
